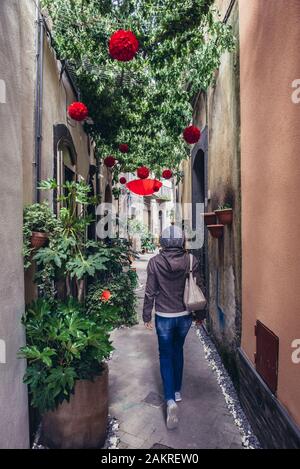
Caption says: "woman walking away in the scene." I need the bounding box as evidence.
[143,225,206,430]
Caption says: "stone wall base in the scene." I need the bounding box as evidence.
[237,348,300,449]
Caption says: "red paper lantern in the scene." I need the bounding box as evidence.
[126,179,162,196]
[68,102,88,122]
[137,166,150,179]
[183,125,201,144]
[119,176,127,184]
[104,156,116,168]
[109,30,139,62]
[162,169,173,180]
[153,181,161,192]
[100,290,111,302]
[119,144,129,153]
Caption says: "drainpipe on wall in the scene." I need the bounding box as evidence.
[33,1,44,203]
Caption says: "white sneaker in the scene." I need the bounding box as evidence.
[166,400,178,430]
[175,392,182,402]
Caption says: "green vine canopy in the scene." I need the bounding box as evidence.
[42,0,235,177]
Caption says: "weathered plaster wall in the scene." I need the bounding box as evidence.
[194,0,241,361]
[0,0,30,448]
[41,36,91,192]
[239,0,300,427]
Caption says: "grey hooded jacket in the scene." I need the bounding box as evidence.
[142,247,206,323]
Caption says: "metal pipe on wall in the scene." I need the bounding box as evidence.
[33,0,44,203]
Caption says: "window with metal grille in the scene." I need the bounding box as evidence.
[255,320,279,394]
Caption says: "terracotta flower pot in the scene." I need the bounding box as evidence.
[30,231,48,249]
[41,364,109,449]
[207,224,224,238]
[202,212,217,226]
[215,208,233,225]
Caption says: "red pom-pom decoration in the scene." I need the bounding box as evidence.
[109,30,139,62]
[183,125,201,144]
[68,102,88,122]
[137,166,150,179]
[119,176,127,185]
[100,290,111,302]
[119,143,129,153]
[104,156,116,168]
[162,169,173,180]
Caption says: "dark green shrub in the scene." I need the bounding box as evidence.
[18,298,114,413]
[86,270,138,327]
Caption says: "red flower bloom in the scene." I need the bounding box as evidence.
[119,176,127,184]
[100,290,112,302]
[162,169,173,179]
[68,102,89,122]
[104,156,116,168]
[137,166,150,179]
[183,125,201,144]
[109,30,139,62]
[119,143,129,153]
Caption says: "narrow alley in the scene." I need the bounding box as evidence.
[109,254,244,449]
[1,0,300,454]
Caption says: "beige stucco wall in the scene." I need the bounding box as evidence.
[22,23,93,206]
[0,0,30,448]
[239,0,300,425]
[41,35,92,197]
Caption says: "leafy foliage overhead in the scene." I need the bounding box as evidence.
[42,0,235,174]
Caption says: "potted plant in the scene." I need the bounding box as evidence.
[23,202,57,253]
[202,212,217,226]
[18,298,114,449]
[21,180,136,448]
[207,224,224,238]
[214,203,233,225]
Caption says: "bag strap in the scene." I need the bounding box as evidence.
[189,253,193,273]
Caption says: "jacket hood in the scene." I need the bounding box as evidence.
[160,225,184,249]
[160,248,188,273]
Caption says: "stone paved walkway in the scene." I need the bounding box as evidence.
[109,253,244,449]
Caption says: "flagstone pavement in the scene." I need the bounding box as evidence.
[109,253,244,449]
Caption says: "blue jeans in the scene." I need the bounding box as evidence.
[155,314,192,401]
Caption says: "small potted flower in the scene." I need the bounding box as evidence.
[214,203,233,225]
[23,202,57,250]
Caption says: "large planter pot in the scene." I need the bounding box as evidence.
[30,231,48,249]
[202,212,217,226]
[41,364,108,449]
[207,224,224,239]
[214,209,233,225]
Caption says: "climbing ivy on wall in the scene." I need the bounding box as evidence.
[42,0,235,175]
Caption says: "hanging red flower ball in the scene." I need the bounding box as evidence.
[109,30,139,62]
[137,166,150,179]
[162,169,173,180]
[68,102,89,122]
[183,125,201,144]
[100,290,111,302]
[119,176,127,185]
[104,156,116,168]
[119,143,129,153]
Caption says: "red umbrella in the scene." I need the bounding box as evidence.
[126,179,162,196]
